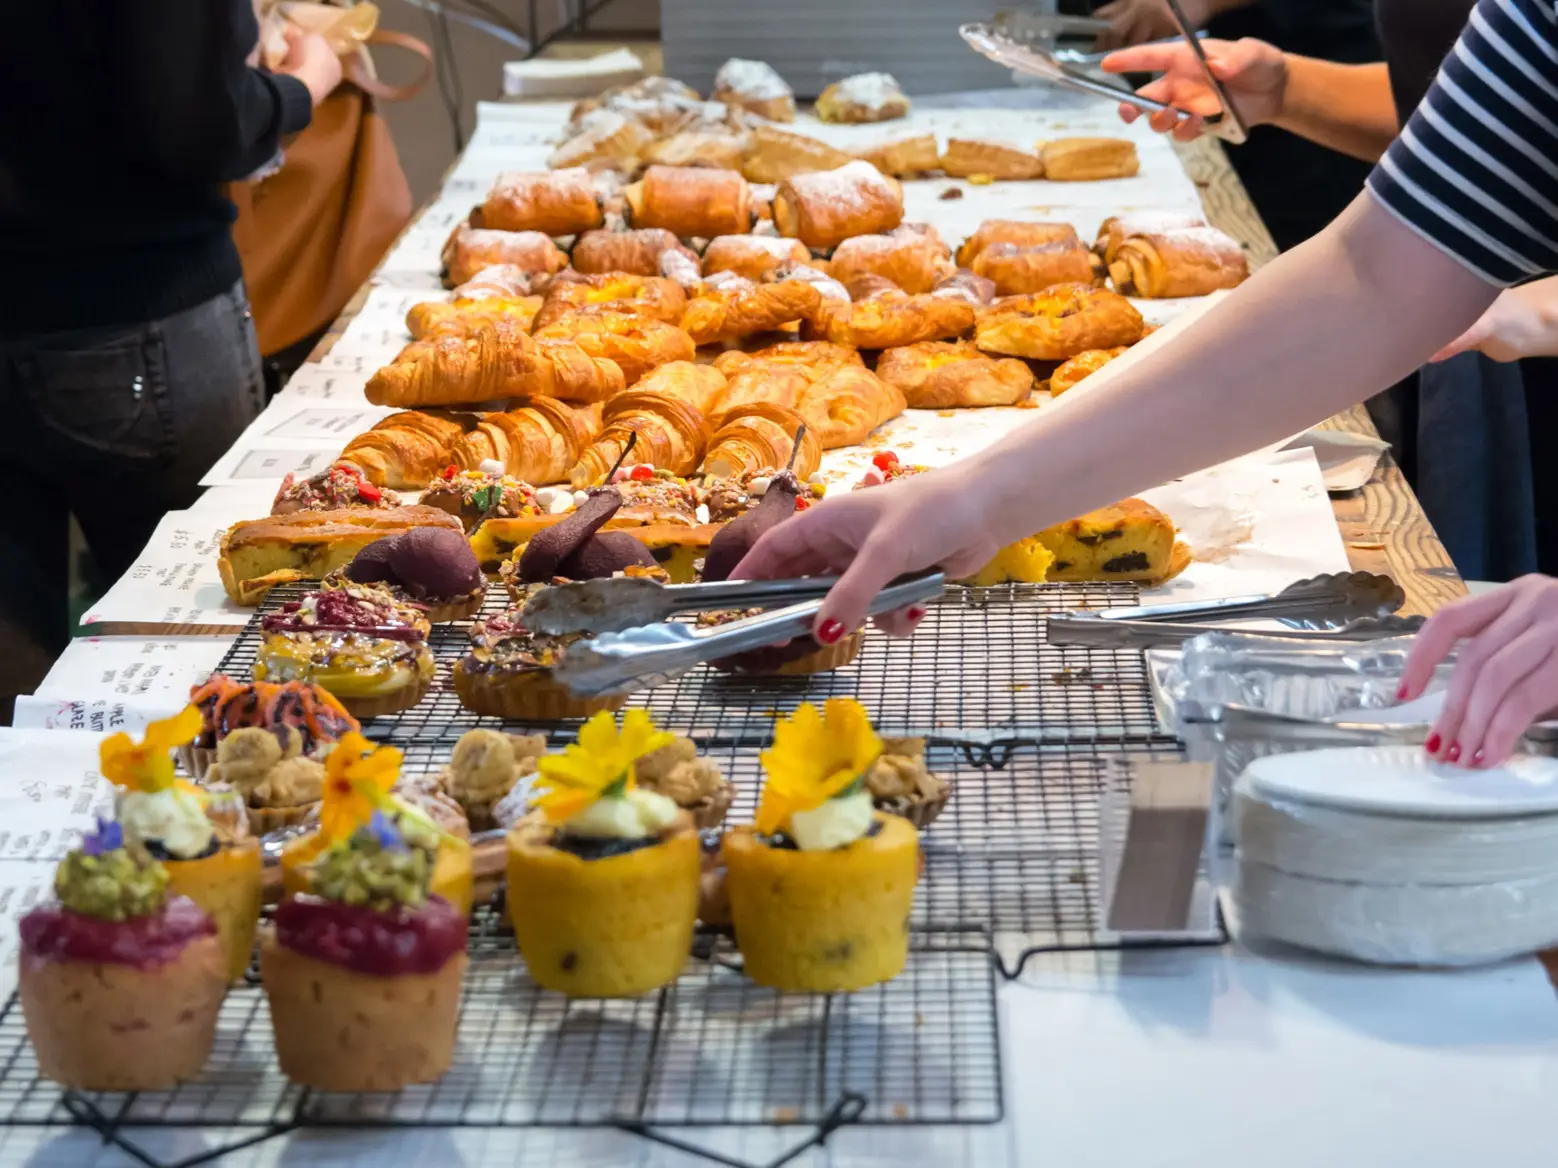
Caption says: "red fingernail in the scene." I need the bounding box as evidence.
[1425,733,1441,754]
[1396,683,1410,701]
[817,620,844,645]
[906,606,927,623]
[1473,749,1487,768]
[1446,742,1461,763]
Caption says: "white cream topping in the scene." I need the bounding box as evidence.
[565,788,680,840]
[118,788,216,860]
[788,788,873,851]
[479,459,506,476]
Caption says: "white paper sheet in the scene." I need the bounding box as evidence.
[79,510,251,631]
[28,636,232,709]
[199,394,394,488]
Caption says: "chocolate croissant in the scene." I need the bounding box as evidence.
[1107,227,1250,298]
[443,226,568,288]
[481,168,604,236]
[828,227,954,295]
[571,228,698,278]
[773,161,904,252]
[625,166,753,240]
[971,240,1104,296]
[956,220,1079,268]
[702,235,813,281]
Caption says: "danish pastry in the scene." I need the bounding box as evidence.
[1108,227,1250,298]
[939,138,1044,181]
[739,124,853,184]
[956,220,1078,268]
[680,279,822,345]
[929,270,996,307]
[1094,212,1205,264]
[875,341,1035,408]
[1048,347,1129,397]
[571,228,698,278]
[702,235,813,281]
[764,260,851,304]
[773,161,905,251]
[1039,137,1139,181]
[806,289,975,350]
[815,73,910,123]
[405,296,543,341]
[450,264,548,300]
[532,308,696,386]
[481,169,605,236]
[626,166,752,240]
[794,364,906,448]
[712,58,796,122]
[442,227,568,288]
[970,240,1104,296]
[828,228,955,295]
[531,273,687,330]
[715,340,862,374]
[857,133,942,178]
[974,284,1144,361]
[633,360,728,415]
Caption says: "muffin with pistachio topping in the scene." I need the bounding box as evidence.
[19,818,228,1091]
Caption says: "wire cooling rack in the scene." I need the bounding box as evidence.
[212,580,1164,747]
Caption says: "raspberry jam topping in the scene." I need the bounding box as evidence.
[274,895,467,976]
[19,897,216,970]
[263,590,425,642]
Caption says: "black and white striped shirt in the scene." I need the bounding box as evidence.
[1368,0,1558,285]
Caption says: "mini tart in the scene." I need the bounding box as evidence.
[454,624,624,722]
[722,812,918,992]
[419,469,544,532]
[866,740,952,829]
[261,585,432,641]
[698,610,863,676]
[322,569,485,625]
[272,462,400,515]
[280,831,475,917]
[506,812,699,997]
[184,677,359,781]
[254,631,436,719]
[636,740,735,830]
[162,840,263,982]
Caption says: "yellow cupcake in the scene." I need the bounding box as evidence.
[164,840,263,981]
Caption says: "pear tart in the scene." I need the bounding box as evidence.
[455,610,625,722]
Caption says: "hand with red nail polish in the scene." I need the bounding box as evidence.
[1425,732,1441,755]
[816,619,845,645]
[1445,742,1461,764]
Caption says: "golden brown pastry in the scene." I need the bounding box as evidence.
[340,411,478,489]
[806,290,975,350]
[857,133,942,178]
[975,284,1144,361]
[567,77,703,133]
[531,273,688,330]
[442,227,569,288]
[405,297,543,341]
[1047,347,1130,397]
[680,279,822,345]
[1094,212,1206,264]
[929,269,997,307]
[794,364,906,448]
[764,260,851,304]
[703,403,821,480]
[739,124,854,184]
[1038,499,1184,583]
[450,265,549,300]
[701,235,813,281]
[1039,138,1140,181]
[971,240,1104,296]
[875,340,1035,408]
[712,58,796,122]
[955,220,1079,268]
[815,73,910,123]
[939,138,1044,181]
[449,398,603,484]
[706,343,860,421]
[547,110,654,172]
[625,166,753,240]
[715,341,863,374]
[773,161,904,251]
[481,169,604,236]
[565,390,711,487]
[571,228,698,277]
[640,128,753,171]
[532,308,697,386]
[828,228,954,295]
[633,360,728,414]
[1107,227,1250,298]
[530,337,630,404]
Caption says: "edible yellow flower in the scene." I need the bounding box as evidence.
[534,710,675,824]
[755,699,883,835]
[99,706,204,794]
[320,734,403,842]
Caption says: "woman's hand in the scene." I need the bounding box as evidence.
[1398,576,1558,768]
[1100,37,1287,141]
[1430,277,1558,363]
[732,467,1004,642]
[277,28,343,107]
[1093,0,1203,51]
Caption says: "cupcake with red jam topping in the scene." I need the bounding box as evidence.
[272,461,400,516]
[19,818,227,1091]
[262,794,468,1091]
[326,527,487,623]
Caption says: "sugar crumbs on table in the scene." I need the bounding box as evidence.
[1052,667,1093,686]
[968,174,994,185]
[938,409,956,417]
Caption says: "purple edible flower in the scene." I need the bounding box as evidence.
[366,810,406,852]
[81,818,122,857]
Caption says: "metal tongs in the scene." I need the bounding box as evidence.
[1047,571,1415,649]
[533,571,946,697]
[1188,705,1558,757]
[961,2,1248,144]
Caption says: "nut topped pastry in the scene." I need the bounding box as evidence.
[440,729,547,830]
[454,606,624,722]
[272,462,400,516]
[815,72,910,123]
[261,583,431,641]
[635,736,734,829]
[420,464,543,532]
[254,630,436,720]
[866,737,951,828]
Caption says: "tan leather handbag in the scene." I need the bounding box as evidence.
[231,2,433,356]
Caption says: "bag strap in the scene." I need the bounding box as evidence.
[344,29,434,101]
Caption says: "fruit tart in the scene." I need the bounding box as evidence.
[420,463,544,532]
[506,711,700,997]
[454,605,625,722]
[635,736,734,829]
[204,727,326,833]
[263,809,467,1092]
[697,609,864,675]
[724,700,917,992]
[272,461,400,516]
[701,471,825,525]
[438,728,547,831]
[328,527,488,623]
[106,708,263,981]
[19,818,227,1091]
[184,675,359,779]
[865,737,951,828]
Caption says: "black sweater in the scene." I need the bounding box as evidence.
[0,1,313,340]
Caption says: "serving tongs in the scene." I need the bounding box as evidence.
[1187,705,1558,757]
[1046,571,1412,649]
[546,572,947,697]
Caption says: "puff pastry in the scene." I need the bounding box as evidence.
[929,269,996,307]
[1039,138,1139,181]
[481,169,604,236]
[876,341,1035,408]
[633,360,728,415]
[955,220,1078,268]
[1094,212,1205,264]
[340,410,478,489]
[443,227,568,288]
[806,289,975,349]
[773,161,905,251]
[1108,227,1250,298]
[712,58,796,122]
[532,273,687,330]
[715,341,862,374]
[703,403,820,480]
[702,234,813,281]
[975,284,1144,361]
[626,165,753,239]
[547,109,654,172]
[640,128,753,171]
[857,133,942,178]
[708,344,860,424]
[405,296,543,341]
[794,364,906,447]
[565,390,711,487]
[450,264,549,300]
[1038,498,1182,583]
[740,124,854,184]
[939,138,1044,181]
[680,279,822,345]
[828,227,954,295]
[971,240,1104,296]
[450,399,604,484]
[764,260,851,304]
[815,73,910,124]
[1048,347,1129,397]
[532,308,696,386]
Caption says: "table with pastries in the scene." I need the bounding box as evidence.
[2,68,1555,1168]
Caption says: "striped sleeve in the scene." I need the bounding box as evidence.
[1367,0,1558,286]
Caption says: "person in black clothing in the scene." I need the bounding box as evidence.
[0,3,342,721]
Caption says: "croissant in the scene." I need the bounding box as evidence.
[1039,138,1139,181]
[875,341,1035,408]
[625,166,753,239]
[529,337,628,403]
[740,124,853,184]
[970,240,1104,296]
[939,138,1044,181]
[703,403,821,480]
[857,133,941,178]
[806,292,975,349]
[641,128,753,170]
[708,365,811,419]
[773,161,904,251]
[930,269,996,307]
[339,410,478,489]
[443,226,568,288]
[405,296,543,341]
[1107,227,1250,298]
[571,228,697,277]
[451,264,549,300]
[482,168,604,235]
[367,320,539,408]
[532,308,696,385]
[565,390,711,487]
[975,284,1144,361]
[531,273,687,330]
[955,220,1079,268]
[680,279,822,345]
[634,360,728,415]
[828,228,954,294]
[1094,212,1205,264]
[450,398,603,484]
[796,364,906,448]
[702,235,813,281]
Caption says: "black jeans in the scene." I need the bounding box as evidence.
[0,282,265,719]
